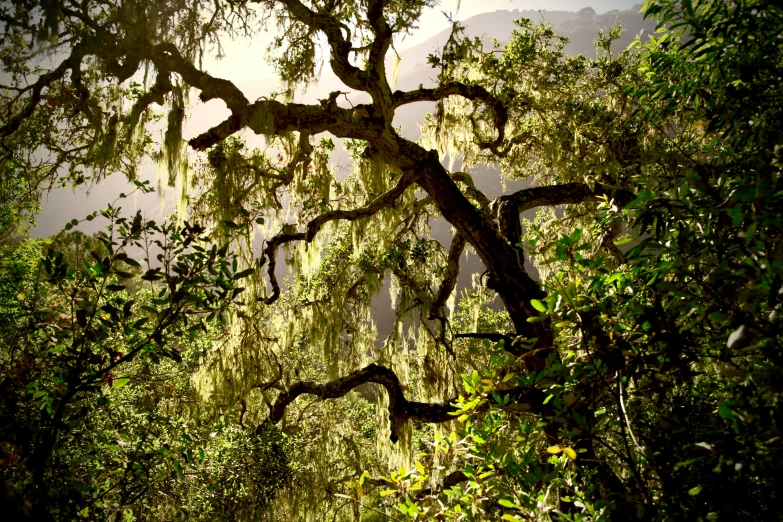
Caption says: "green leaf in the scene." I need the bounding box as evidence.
[498,498,522,509]
[233,268,255,280]
[689,485,703,496]
[530,299,547,312]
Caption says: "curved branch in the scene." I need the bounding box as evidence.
[259,170,417,304]
[393,82,510,149]
[502,182,636,215]
[451,172,491,213]
[258,231,305,305]
[306,169,417,241]
[366,0,394,112]
[430,232,466,319]
[272,0,374,93]
[150,42,249,111]
[259,363,544,443]
[149,42,383,151]
[259,363,455,443]
[0,42,88,138]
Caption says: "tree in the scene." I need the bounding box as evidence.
[1,0,781,520]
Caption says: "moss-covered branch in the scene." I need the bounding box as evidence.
[499,182,635,215]
[259,363,454,443]
[393,82,510,150]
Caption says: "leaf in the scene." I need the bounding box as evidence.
[122,257,142,268]
[106,284,126,292]
[530,299,547,312]
[140,270,163,281]
[233,268,254,280]
[689,485,703,496]
[564,447,577,460]
[547,445,563,454]
[380,489,397,497]
[498,498,522,509]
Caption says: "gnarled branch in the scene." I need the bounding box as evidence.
[429,232,466,319]
[259,363,543,443]
[272,0,375,93]
[306,168,417,241]
[0,42,88,138]
[393,82,509,150]
[259,363,455,443]
[500,182,635,216]
[259,170,418,304]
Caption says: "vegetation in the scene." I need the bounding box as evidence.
[1,0,781,520]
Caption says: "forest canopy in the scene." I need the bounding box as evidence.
[1,0,781,520]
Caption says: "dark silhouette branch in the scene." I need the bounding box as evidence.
[430,232,466,319]
[305,169,418,241]
[451,172,491,212]
[259,363,544,443]
[454,333,512,343]
[259,363,456,443]
[0,42,88,137]
[500,182,636,216]
[393,82,510,149]
[258,231,306,305]
[259,170,418,304]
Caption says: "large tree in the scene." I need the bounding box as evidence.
[1,0,781,520]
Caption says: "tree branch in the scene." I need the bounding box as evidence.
[0,42,88,138]
[258,170,417,304]
[258,231,306,305]
[259,363,544,443]
[259,363,456,443]
[393,82,510,149]
[501,182,635,215]
[430,232,466,319]
[397,143,549,351]
[272,0,374,93]
[305,168,417,241]
[188,97,382,151]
